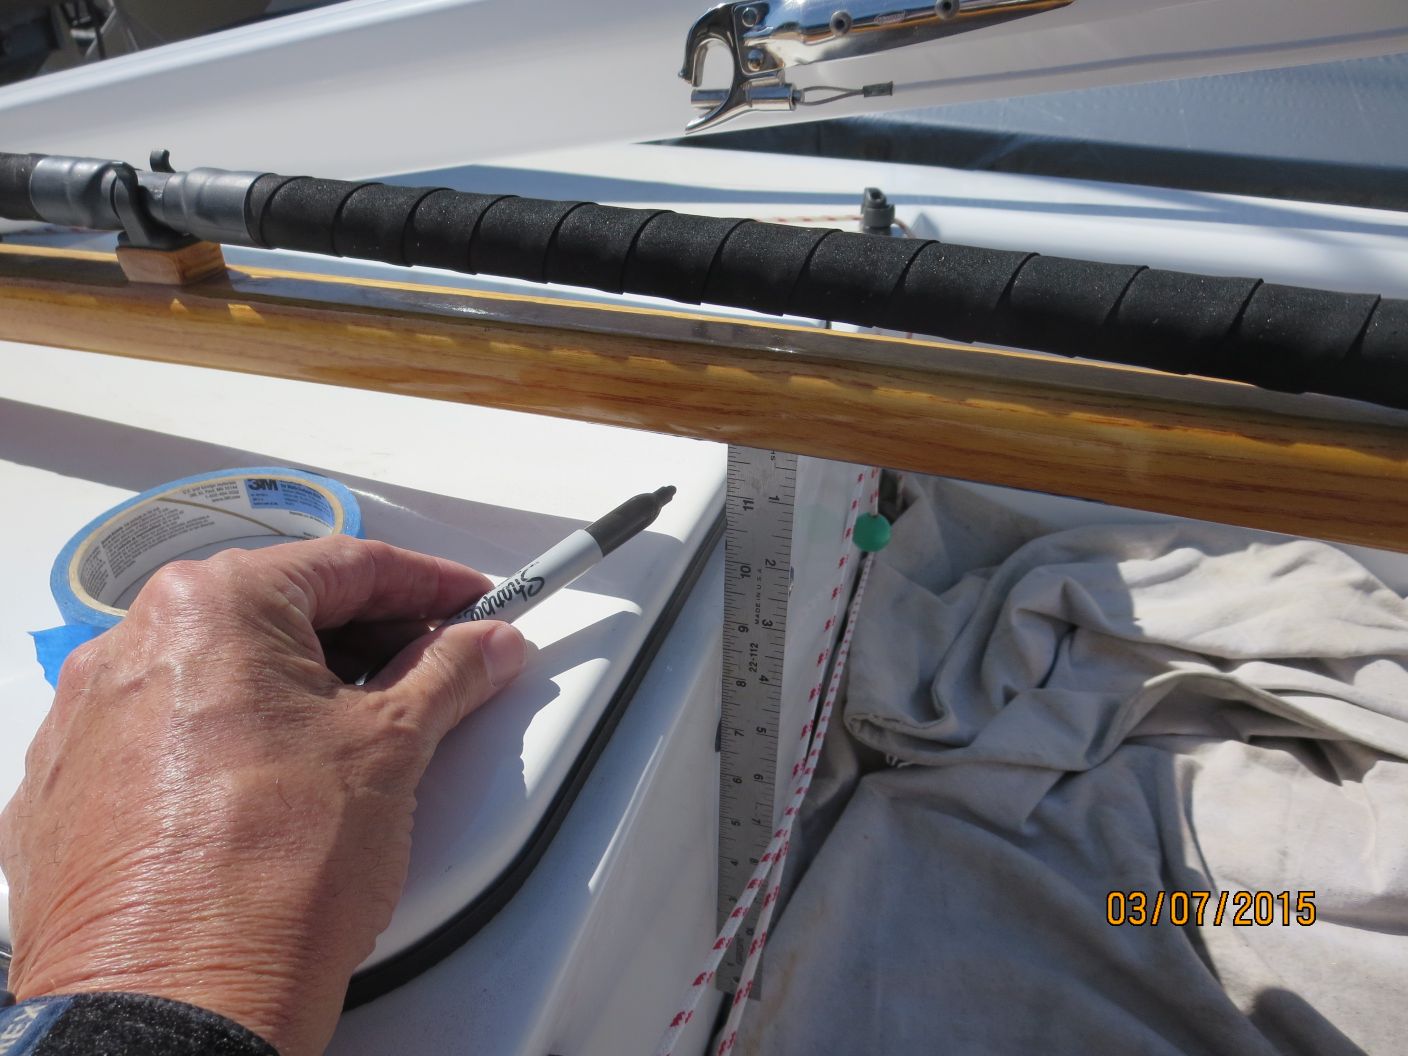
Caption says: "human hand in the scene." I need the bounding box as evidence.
[0,537,526,1055]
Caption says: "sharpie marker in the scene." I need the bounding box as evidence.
[354,486,674,685]
[444,485,676,626]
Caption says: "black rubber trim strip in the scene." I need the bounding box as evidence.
[344,510,726,1007]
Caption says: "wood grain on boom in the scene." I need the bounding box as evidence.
[1,242,1405,551]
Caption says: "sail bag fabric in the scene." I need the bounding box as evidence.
[740,479,1408,1055]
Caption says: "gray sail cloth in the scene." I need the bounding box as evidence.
[737,479,1408,1056]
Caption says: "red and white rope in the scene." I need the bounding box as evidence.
[654,467,881,1056]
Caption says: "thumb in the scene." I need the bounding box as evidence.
[369,620,526,743]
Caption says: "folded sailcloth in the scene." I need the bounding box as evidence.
[739,479,1408,1056]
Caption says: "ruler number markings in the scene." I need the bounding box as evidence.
[718,446,797,993]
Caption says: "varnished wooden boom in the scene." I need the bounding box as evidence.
[2,243,1406,552]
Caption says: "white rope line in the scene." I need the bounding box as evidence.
[713,545,876,1054]
[654,467,880,1056]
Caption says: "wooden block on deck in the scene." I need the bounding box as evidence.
[115,241,226,286]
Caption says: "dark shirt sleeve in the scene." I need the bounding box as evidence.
[0,991,279,1055]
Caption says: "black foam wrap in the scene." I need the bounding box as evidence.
[243,175,1408,409]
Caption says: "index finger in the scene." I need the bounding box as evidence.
[236,536,493,630]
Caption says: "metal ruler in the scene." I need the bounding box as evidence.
[717,446,798,993]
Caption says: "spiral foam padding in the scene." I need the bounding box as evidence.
[1345,298,1408,407]
[242,174,1408,409]
[1109,271,1260,376]
[405,189,509,273]
[625,213,750,304]
[548,204,665,293]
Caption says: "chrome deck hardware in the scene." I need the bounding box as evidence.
[680,0,1073,131]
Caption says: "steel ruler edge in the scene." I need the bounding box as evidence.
[716,447,866,994]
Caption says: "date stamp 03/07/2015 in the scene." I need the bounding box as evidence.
[1106,890,1317,927]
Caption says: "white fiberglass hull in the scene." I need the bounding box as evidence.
[0,0,1407,177]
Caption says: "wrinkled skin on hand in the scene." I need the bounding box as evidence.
[0,537,526,1056]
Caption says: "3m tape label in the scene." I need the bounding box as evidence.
[244,477,336,523]
[93,503,218,586]
[39,468,362,686]
[63,470,354,617]
[182,478,243,504]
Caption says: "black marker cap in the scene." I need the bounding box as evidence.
[585,485,675,556]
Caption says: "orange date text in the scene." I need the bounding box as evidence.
[1105,890,1316,927]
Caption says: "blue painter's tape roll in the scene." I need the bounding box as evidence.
[34,468,362,685]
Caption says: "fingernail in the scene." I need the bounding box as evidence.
[481,623,526,688]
